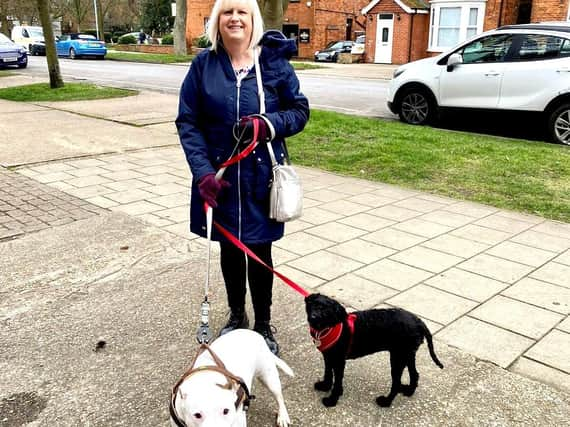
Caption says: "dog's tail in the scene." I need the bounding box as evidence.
[273,354,294,377]
[422,322,444,369]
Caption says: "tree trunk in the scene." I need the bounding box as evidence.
[96,0,104,42]
[36,0,64,88]
[173,0,187,55]
[258,0,286,31]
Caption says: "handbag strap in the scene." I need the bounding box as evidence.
[254,47,280,168]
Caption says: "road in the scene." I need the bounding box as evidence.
[24,56,396,119]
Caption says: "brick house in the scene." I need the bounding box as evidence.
[361,0,570,64]
[186,0,370,58]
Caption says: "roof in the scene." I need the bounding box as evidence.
[362,0,429,15]
[498,23,570,33]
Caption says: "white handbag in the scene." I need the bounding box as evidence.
[254,48,303,222]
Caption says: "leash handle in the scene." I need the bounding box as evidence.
[196,207,214,344]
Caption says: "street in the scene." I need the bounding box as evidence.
[23,55,396,119]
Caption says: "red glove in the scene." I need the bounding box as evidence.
[198,173,230,208]
[234,115,274,145]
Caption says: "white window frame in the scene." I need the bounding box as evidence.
[428,0,486,52]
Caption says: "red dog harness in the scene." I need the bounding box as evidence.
[310,313,357,354]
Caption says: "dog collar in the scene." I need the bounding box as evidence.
[310,322,343,352]
[310,313,357,353]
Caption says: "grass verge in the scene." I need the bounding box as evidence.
[0,82,138,102]
[288,110,570,222]
[106,50,324,70]
[106,51,194,64]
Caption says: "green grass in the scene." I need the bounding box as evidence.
[290,61,325,70]
[0,82,138,102]
[106,50,324,70]
[106,51,194,64]
[288,110,570,222]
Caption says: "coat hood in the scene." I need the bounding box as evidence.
[259,30,296,59]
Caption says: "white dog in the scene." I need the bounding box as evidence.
[170,329,293,427]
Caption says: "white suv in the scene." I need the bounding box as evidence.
[387,23,570,145]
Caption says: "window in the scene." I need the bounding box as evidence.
[459,34,513,64]
[511,35,570,61]
[429,1,485,51]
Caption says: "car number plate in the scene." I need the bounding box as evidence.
[89,43,100,48]
[3,57,17,62]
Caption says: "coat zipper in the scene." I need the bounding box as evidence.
[236,79,242,241]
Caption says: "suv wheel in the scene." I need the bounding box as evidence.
[398,88,435,125]
[548,104,570,146]
[69,48,77,59]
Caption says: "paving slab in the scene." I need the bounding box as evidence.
[2,211,569,426]
[436,317,534,368]
[470,295,564,339]
[525,329,570,374]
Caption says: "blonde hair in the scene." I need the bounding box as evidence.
[206,0,264,51]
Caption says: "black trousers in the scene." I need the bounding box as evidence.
[219,241,273,322]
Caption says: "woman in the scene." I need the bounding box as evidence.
[176,0,309,355]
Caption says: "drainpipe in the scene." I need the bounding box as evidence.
[407,9,417,62]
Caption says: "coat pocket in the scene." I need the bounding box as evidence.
[254,156,272,201]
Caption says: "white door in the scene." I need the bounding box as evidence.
[374,14,394,64]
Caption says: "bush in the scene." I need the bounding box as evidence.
[194,34,211,48]
[161,33,173,45]
[118,34,137,44]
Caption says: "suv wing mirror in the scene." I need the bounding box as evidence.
[447,53,463,72]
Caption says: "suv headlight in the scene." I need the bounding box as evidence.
[393,67,406,79]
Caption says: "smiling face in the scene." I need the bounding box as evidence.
[217,0,253,48]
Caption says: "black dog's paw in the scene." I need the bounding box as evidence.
[322,395,339,407]
[376,395,393,407]
[314,380,332,391]
[400,384,416,397]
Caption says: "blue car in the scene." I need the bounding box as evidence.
[0,33,27,68]
[56,33,106,59]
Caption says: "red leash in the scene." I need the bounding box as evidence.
[203,119,310,298]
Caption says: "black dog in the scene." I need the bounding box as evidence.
[305,293,444,408]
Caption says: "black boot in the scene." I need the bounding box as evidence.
[219,310,249,337]
[254,321,279,355]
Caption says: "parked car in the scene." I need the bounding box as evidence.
[0,33,28,69]
[314,40,354,62]
[351,35,365,54]
[387,22,570,145]
[11,25,44,53]
[56,33,106,59]
[30,41,46,56]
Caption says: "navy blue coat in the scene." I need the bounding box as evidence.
[176,31,310,243]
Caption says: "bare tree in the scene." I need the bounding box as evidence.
[173,0,186,55]
[0,0,38,35]
[36,0,64,88]
[67,0,91,32]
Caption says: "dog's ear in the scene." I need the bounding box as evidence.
[330,298,347,322]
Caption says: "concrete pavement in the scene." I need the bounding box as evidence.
[1,67,569,426]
